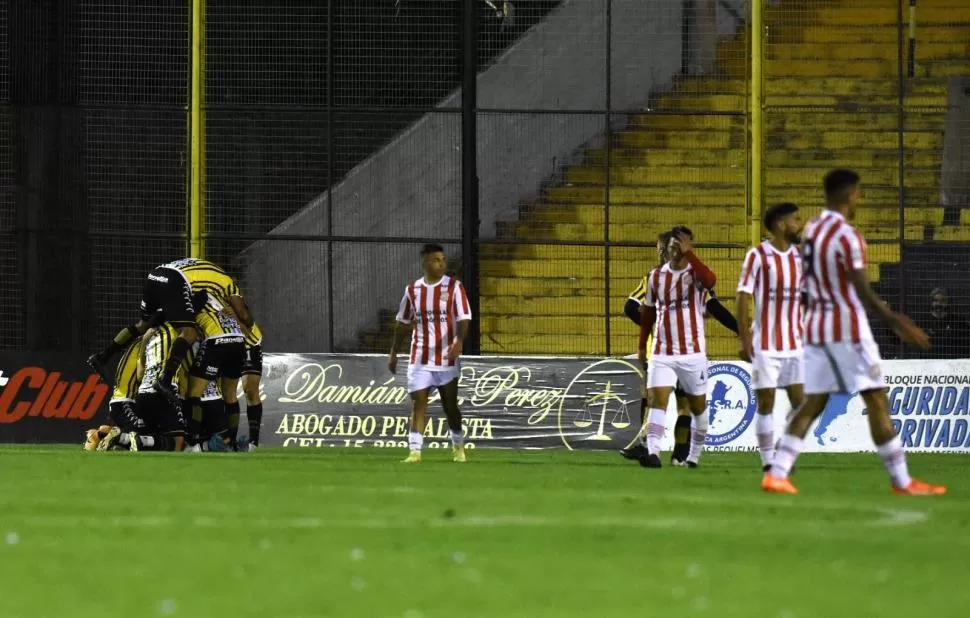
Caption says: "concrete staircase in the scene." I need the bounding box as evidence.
[356,0,970,357]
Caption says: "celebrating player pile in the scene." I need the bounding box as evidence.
[760,169,945,496]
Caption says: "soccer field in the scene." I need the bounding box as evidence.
[1,448,967,617]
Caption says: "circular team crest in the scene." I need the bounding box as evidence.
[705,363,757,446]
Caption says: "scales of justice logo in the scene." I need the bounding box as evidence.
[556,359,643,449]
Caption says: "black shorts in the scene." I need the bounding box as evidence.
[135,392,186,436]
[191,337,246,380]
[108,400,147,433]
[139,267,198,328]
[242,345,263,376]
[201,398,229,437]
[674,382,687,398]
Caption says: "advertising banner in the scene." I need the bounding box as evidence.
[0,353,112,443]
[258,355,970,454]
[3,351,967,453]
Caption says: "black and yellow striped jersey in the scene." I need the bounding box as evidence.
[162,258,240,307]
[627,276,648,305]
[195,293,245,341]
[139,323,193,397]
[111,337,143,402]
[243,322,262,349]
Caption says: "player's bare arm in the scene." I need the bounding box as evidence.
[388,321,412,374]
[228,295,255,328]
[736,291,755,362]
[445,319,470,361]
[637,304,657,365]
[847,268,929,349]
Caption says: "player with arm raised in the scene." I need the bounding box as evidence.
[389,244,473,464]
[636,226,717,469]
[736,202,805,472]
[622,231,739,465]
[762,169,945,496]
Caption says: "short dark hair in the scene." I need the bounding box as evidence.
[763,202,799,232]
[824,169,860,204]
[657,230,672,244]
[420,243,444,256]
[670,225,693,240]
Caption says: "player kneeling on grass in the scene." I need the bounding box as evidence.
[763,169,945,496]
[388,244,473,463]
[98,324,189,452]
[85,334,147,451]
[636,227,717,469]
[737,202,805,472]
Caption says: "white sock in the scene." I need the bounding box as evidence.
[643,408,666,455]
[408,431,424,452]
[118,433,131,447]
[770,434,804,479]
[876,435,912,489]
[755,413,775,467]
[140,436,155,448]
[451,429,464,448]
[687,413,709,464]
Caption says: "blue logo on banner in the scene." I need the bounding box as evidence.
[706,363,757,446]
[812,393,854,446]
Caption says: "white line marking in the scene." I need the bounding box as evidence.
[869,509,929,527]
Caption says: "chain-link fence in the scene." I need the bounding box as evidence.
[4,0,970,360]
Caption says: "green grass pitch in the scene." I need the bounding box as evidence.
[0,447,967,617]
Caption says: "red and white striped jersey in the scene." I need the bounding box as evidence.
[737,241,803,355]
[395,275,473,370]
[645,263,711,356]
[800,209,874,345]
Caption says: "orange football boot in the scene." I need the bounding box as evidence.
[892,479,947,496]
[761,472,798,494]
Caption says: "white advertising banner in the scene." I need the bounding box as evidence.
[694,359,970,454]
[255,354,969,454]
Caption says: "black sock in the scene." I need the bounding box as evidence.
[673,415,692,460]
[161,337,192,383]
[226,401,241,445]
[100,325,141,361]
[247,403,263,445]
[186,397,203,444]
[639,399,648,426]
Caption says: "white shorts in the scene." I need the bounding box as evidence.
[406,365,459,394]
[752,351,804,391]
[647,353,708,396]
[803,340,884,395]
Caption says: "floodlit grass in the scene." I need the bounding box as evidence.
[0,447,967,617]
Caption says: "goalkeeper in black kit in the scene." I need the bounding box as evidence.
[621,229,739,464]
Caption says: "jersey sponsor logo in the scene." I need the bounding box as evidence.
[0,368,108,424]
[705,363,757,446]
[148,273,169,283]
[211,336,245,345]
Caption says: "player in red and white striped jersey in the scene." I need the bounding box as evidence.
[737,202,805,471]
[762,169,945,496]
[389,244,473,464]
[636,226,717,469]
